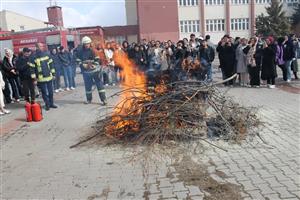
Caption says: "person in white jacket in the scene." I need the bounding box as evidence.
[0,70,11,115]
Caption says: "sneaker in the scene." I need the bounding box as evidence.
[105,84,109,86]
[16,99,20,103]
[58,88,63,92]
[3,109,11,114]
[65,87,70,91]
[45,105,50,111]
[0,111,4,115]
[55,89,59,93]
[287,79,291,83]
[84,100,92,104]
[50,104,58,109]
[70,87,75,90]
[270,85,276,89]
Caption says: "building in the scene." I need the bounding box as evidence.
[126,0,299,43]
[0,10,48,32]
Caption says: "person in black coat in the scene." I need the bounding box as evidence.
[50,48,63,92]
[16,48,35,103]
[216,36,235,86]
[261,37,277,88]
[131,45,147,71]
[283,35,296,82]
[2,48,21,101]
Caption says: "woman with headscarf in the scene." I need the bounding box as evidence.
[2,48,21,102]
[243,37,260,87]
[0,70,11,115]
[236,38,248,86]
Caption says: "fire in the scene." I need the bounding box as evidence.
[113,50,147,115]
[104,49,148,136]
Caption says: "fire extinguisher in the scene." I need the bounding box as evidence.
[25,102,33,122]
[31,102,43,122]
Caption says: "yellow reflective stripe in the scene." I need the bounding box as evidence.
[38,74,43,80]
[37,76,52,82]
[48,58,53,64]
[51,69,55,73]
[35,59,41,67]
[35,56,50,67]
[86,91,92,94]
[98,89,105,93]
[38,56,49,62]
[31,74,36,79]
[28,62,35,67]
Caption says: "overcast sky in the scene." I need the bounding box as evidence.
[0,0,126,27]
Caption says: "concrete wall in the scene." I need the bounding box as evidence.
[125,0,138,25]
[0,10,47,32]
[137,0,179,42]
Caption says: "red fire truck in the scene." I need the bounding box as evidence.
[0,26,105,57]
[0,27,80,56]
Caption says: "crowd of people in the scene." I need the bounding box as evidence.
[0,33,299,116]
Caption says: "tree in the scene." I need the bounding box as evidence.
[291,3,300,34]
[255,0,290,36]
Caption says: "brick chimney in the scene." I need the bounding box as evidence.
[47,6,64,27]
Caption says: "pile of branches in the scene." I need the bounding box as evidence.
[71,77,261,148]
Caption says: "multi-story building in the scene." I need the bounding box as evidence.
[0,10,48,32]
[126,0,299,43]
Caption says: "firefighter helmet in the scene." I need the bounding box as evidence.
[82,36,92,44]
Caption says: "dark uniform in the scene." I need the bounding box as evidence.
[75,46,107,104]
[28,50,56,109]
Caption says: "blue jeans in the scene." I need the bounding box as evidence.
[285,60,292,81]
[63,66,74,88]
[82,71,106,102]
[39,81,54,106]
[206,63,212,81]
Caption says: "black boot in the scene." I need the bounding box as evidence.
[294,72,298,80]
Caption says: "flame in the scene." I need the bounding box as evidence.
[113,50,147,115]
[104,49,147,136]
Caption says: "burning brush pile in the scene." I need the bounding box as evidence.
[72,53,260,148]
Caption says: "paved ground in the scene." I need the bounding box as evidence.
[1,70,300,200]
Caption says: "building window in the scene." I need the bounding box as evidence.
[206,19,225,32]
[231,0,249,4]
[179,20,200,33]
[205,0,224,5]
[179,0,199,6]
[19,25,25,30]
[255,0,271,4]
[231,18,249,31]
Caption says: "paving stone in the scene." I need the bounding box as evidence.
[232,172,249,181]
[280,181,299,191]
[186,186,203,196]
[272,187,297,199]
[160,187,175,199]
[239,180,258,191]
[265,177,284,188]
[249,175,266,185]
[172,182,187,192]
[256,183,275,195]
[247,189,265,200]
[174,191,188,199]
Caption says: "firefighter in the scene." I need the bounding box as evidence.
[29,43,58,111]
[75,36,107,105]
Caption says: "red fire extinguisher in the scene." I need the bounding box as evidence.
[31,102,43,122]
[25,102,33,122]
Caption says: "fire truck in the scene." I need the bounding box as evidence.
[0,26,106,58]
